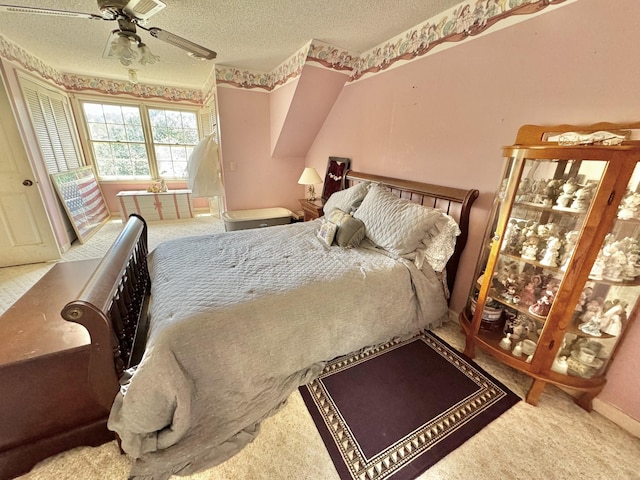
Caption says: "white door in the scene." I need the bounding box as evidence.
[0,82,60,266]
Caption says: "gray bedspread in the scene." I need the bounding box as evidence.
[107,220,449,479]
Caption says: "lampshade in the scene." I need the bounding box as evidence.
[297,167,323,186]
[298,167,323,201]
[138,43,160,65]
[107,31,160,68]
[109,33,138,66]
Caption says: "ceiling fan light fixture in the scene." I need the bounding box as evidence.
[138,43,159,65]
[109,33,138,66]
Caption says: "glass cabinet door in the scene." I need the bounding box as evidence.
[551,163,640,379]
[469,152,607,363]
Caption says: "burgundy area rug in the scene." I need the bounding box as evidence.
[299,331,520,480]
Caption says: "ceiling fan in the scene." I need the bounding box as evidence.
[0,0,217,66]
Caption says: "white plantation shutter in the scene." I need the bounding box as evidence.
[199,96,219,142]
[19,76,83,174]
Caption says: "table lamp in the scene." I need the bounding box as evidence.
[298,167,323,201]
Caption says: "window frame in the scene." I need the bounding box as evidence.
[72,95,204,183]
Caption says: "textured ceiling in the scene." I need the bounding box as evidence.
[0,0,461,89]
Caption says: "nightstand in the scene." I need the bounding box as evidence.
[298,198,325,221]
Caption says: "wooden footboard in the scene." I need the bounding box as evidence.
[61,214,150,410]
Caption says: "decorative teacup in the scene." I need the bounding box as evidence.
[578,347,596,364]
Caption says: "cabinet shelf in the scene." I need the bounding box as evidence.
[515,201,587,216]
[497,251,564,273]
[487,288,548,321]
[462,122,640,412]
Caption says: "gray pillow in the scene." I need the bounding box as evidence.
[353,184,445,256]
[326,208,366,248]
[335,216,366,248]
[323,182,369,215]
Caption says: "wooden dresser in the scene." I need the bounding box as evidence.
[0,260,114,480]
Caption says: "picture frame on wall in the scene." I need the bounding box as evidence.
[322,156,351,201]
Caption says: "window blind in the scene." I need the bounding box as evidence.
[19,76,82,174]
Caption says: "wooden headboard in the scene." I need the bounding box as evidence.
[345,170,479,295]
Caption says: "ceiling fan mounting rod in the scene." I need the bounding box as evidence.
[97,0,128,20]
[117,16,138,34]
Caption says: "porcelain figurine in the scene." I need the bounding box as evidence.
[580,299,603,326]
[570,186,593,211]
[529,286,555,317]
[521,235,540,261]
[617,192,640,220]
[574,286,592,313]
[551,355,569,375]
[540,236,562,267]
[590,254,606,280]
[556,178,578,208]
[603,250,627,282]
[498,333,512,350]
[512,341,523,357]
[561,230,579,270]
[519,279,538,307]
[599,304,626,337]
[579,308,603,337]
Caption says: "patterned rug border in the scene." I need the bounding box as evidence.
[301,331,520,480]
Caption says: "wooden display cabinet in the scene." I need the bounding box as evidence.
[460,123,640,410]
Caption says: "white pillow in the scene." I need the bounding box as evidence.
[353,184,446,257]
[323,182,369,215]
[415,214,461,272]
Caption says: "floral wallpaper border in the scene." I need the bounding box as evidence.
[0,0,568,98]
[215,40,353,92]
[350,0,568,81]
[0,35,205,104]
[216,0,568,91]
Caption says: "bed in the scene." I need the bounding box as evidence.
[61,170,478,479]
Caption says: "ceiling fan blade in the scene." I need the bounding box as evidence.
[147,27,216,60]
[0,4,104,20]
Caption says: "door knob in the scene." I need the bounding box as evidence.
[23,179,33,186]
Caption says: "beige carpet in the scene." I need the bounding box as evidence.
[5,216,640,480]
[0,215,225,314]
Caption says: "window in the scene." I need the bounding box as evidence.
[149,108,199,178]
[80,101,200,181]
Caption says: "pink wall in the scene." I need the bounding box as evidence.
[306,0,640,419]
[217,87,304,212]
[269,79,298,155]
[271,65,348,158]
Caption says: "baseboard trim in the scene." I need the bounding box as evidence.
[593,398,640,439]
